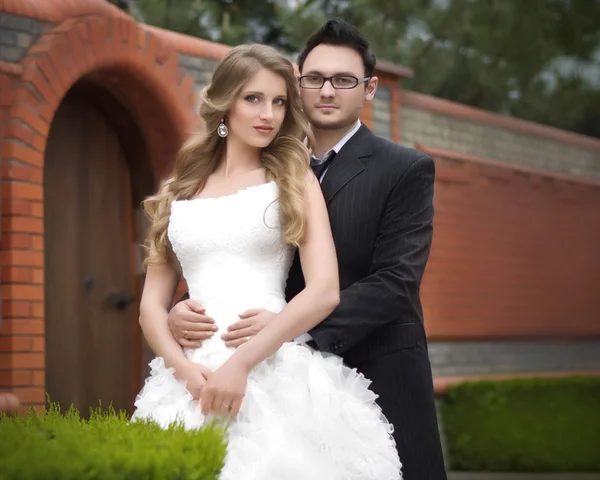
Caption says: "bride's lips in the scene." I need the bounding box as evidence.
[254,126,273,134]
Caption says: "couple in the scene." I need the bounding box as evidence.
[131,19,446,480]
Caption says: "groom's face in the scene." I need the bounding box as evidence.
[300,44,377,131]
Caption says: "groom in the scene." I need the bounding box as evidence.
[167,19,447,479]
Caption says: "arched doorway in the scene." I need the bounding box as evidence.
[43,82,155,416]
[0,7,196,412]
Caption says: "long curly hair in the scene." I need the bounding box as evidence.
[143,44,314,267]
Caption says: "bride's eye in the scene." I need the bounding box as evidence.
[245,95,260,103]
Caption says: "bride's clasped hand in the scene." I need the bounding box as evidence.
[199,356,251,418]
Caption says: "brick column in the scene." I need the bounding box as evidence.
[373,60,413,143]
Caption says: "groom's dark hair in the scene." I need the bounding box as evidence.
[297,19,376,77]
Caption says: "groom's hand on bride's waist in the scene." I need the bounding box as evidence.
[168,299,219,348]
[222,308,276,348]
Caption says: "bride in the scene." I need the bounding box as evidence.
[131,43,401,480]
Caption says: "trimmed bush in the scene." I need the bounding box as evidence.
[0,402,227,479]
[441,375,600,473]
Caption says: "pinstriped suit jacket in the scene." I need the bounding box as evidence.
[285,123,435,366]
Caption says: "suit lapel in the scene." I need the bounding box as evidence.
[321,124,373,205]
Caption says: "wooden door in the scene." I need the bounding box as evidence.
[44,86,138,416]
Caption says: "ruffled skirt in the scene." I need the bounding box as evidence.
[131,341,402,480]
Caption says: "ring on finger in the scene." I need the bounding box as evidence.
[183,330,190,340]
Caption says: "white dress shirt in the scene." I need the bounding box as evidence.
[311,119,362,181]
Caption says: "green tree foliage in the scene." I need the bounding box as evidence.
[109,0,600,138]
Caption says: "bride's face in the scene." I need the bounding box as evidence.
[226,68,288,149]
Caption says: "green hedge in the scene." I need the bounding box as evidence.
[441,375,600,473]
[0,402,227,479]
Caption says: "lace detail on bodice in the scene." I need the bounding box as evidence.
[168,181,294,332]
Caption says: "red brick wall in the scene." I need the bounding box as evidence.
[0,58,46,409]
[420,146,600,339]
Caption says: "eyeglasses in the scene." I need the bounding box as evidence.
[299,75,371,90]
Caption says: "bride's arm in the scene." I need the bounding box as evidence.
[230,172,340,370]
[140,257,212,400]
[138,259,189,370]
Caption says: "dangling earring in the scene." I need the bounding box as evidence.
[217,118,228,138]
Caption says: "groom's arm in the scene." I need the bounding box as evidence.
[308,154,435,355]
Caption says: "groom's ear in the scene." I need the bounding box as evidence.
[365,76,378,101]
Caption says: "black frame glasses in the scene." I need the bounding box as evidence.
[299,75,371,90]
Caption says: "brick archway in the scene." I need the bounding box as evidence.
[0,3,197,410]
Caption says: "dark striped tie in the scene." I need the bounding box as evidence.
[310,151,336,180]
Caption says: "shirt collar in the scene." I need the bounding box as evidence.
[311,119,361,162]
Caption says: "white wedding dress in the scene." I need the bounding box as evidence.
[131,181,402,480]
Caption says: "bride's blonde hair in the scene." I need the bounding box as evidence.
[143,44,314,267]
